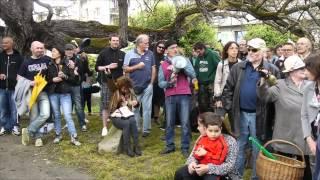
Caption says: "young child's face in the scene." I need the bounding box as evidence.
[205,125,222,139]
[197,119,206,136]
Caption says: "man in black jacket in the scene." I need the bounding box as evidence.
[0,37,23,135]
[222,38,280,180]
[95,34,125,136]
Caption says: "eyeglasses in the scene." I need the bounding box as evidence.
[248,47,260,53]
[157,46,165,50]
[282,49,293,52]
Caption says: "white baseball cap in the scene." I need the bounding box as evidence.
[247,38,266,49]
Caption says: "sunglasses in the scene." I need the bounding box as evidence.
[158,46,165,50]
[248,47,260,53]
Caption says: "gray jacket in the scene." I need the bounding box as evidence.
[14,77,32,115]
[258,78,311,155]
[301,81,319,141]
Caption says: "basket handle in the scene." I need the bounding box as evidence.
[263,139,305,163]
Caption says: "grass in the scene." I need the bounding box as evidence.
[41,115,195,180]
[21,96,252,180]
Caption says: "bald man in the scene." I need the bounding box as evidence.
[296,37,312,60]
[18,41,51,147]
[0,37,23,136]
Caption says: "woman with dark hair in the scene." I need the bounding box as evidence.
[47,47,81,146]
[152,40,166,125]
[302,53,320,179]
[109,76,142,157]
[214,41,241,110]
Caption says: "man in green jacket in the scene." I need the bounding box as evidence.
[193,42,220,112]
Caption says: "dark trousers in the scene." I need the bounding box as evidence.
[174,165,219,180]
[198,84,214,113]
[82,91,92,113]
[313,137,320,180]
[111,116,139,148]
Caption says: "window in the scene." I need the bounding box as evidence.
[235,31,246,43]
[94,8,100,17]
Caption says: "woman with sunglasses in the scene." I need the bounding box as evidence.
[258,55,312,179]
[152,40,166,126]
[214,41,241,114]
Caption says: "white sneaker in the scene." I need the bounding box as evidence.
[71,136,81,146]
[35,138,43,147]
[85,118,89,123]
[0,127,5,136]
[53,135,62,144]
[12,126,20,136]
[101,127,108,137]
[81,125,87,132]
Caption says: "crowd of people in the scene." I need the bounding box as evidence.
[1,33,320,179]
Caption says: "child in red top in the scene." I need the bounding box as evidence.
[193,113,228,165]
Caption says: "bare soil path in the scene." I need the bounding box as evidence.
[0,135,93,180]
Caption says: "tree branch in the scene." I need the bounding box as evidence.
[34,0,53,25]
[285,1,320,15]
[255,0,268,10]
[278,0,291,13]
[307,10,320,27]
[195,0,211,23]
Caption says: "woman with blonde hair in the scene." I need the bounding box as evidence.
[109,76,142,157]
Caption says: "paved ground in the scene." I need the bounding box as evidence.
[0,135,93,180]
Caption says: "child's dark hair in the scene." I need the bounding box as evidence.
[198,112,223,128]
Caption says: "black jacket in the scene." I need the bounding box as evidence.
[95,47,125,82]
[222,60,280,141]
[0,49,23,90]
[68,54,92,86]
[46,60,78,94]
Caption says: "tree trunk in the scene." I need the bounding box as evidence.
[118,0,129,48]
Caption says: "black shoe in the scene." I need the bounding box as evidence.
[160,148,175,155]
[154,118,160,125]
[142,132,150,138]
[126,148,135,157]
[134,146,142,156]
[181,151,189,158]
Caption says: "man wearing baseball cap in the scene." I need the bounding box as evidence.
[222,38,280,180]
[64,43,89,132]
[158,40,196,158]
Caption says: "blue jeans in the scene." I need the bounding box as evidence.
[236,111,258,180]
[29,92,50,138]
[70,86,86,127]
[0,89,18,131]
[134,84,153,133]
[49,93,77,136]
[165,95,191,152]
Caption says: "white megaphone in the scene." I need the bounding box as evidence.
[171,55,187,73]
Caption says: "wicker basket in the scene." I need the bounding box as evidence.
[256,139,306,180]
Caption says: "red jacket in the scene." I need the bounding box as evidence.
[193,135,228,165]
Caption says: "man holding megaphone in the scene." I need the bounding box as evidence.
[158,40,197,158]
